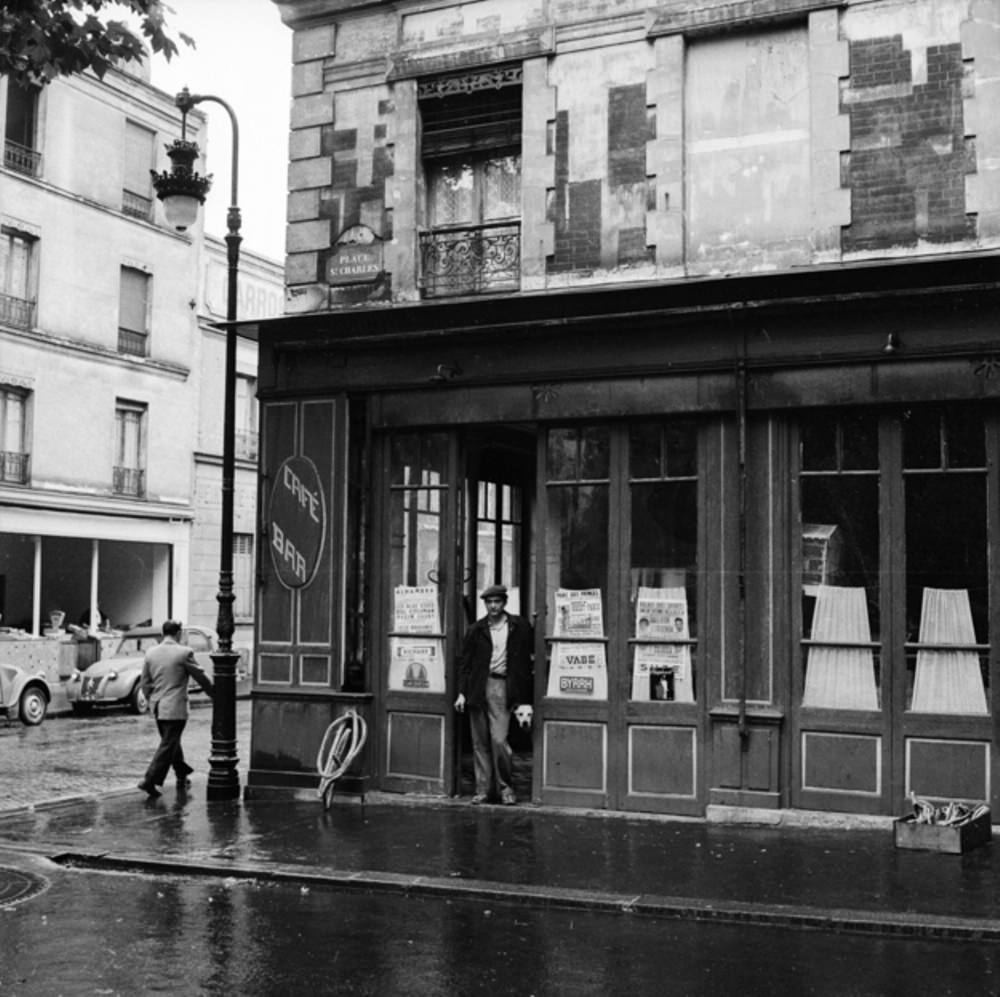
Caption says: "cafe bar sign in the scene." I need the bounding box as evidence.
[326,225,383,285]
[270,455,327,589]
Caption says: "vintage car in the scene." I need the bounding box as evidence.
[0,663,51,725]
[66,625,250,715]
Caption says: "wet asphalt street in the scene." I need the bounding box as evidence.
[2,847,999,996]
[0,698,248,809]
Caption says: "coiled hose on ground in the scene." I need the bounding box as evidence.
[316,708,368,809]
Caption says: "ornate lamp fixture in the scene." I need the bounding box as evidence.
[151,136,212,231]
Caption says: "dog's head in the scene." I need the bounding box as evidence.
[513,704,534,729]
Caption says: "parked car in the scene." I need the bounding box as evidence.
[0,663,51,725]
[66,625,250,715]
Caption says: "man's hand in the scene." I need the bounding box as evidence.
[454,693,466,713]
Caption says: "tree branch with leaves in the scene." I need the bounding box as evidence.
[0,0,193,87]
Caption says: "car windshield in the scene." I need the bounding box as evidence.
[112,634,159,657]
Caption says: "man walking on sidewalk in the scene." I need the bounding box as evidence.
[454,585,533,805]
[138,620,214,798]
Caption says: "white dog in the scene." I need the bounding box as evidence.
[513,704,534,730]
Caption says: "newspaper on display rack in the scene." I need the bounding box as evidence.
[548,588,608,699]
[632,586,694,702]
[389,585,445,692]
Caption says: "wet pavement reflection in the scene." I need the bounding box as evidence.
[2,855,997,996]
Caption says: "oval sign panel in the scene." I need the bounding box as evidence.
[269,455,327,589]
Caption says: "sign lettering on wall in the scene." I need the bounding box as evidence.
[269,455,327,589]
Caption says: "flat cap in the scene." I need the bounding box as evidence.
[480,584,508,601]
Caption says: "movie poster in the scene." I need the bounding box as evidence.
[388,637,445,693]
[393,585,440,634]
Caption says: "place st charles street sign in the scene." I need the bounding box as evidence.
[326,225,383,286]
[269,455,327,589]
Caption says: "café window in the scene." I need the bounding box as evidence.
[903,405,988,715]
[387,432,449,694]
[628,420,699,703]
[545,426,610,700]
[799,411,881,711]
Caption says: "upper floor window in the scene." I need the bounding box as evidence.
[235,375,258,460]
[3,81,41,177]
[114,399,146,497]
[118,266,150,356]
[123,121,155,221]
[419,67,522,298]
[0,228,36,330]
[0,385,30,485]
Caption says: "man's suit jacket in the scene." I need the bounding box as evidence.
[457,613,533,709]
[140,636,214,721]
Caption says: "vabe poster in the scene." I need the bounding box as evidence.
[548,588,607,699]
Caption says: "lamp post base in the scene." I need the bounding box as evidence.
[207,649,241,801]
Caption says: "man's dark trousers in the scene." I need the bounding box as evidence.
[144,717,188,787]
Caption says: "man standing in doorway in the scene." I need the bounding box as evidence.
[138,620,214,798]
[454,585,533,805]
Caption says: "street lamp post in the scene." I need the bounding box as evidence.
[152,87,242,801]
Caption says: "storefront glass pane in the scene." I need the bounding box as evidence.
[800,411,880,710]
[905,474,988,714]
[390,432,448,486]
[627,421,699,703]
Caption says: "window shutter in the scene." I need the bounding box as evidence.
[119,268,149,333]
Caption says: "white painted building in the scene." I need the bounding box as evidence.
[0,59,281,673]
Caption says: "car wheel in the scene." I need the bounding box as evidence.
[129,682,148,714]
[70,702,94,716]
[19,687,48,726]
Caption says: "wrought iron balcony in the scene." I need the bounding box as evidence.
[122,188,154,221]
[420,221,520,298]
[3,139,41,177]
[113,466,145,497]
[235,430,259,461]
[118,327,148,357]
[0,292,34,330]
[0,451,29,484]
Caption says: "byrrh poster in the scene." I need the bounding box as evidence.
[546,642,608,699]
[388,638,445,693]
[553,588,604,638]
[393,585,440,634]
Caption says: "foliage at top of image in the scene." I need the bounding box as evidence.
[0,0,193,87]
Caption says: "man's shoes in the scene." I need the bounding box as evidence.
[176,763,194,779]
[137,781,160,798]
[470,793,489,805]
[500,789,516,806]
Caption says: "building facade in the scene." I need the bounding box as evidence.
[249,0,1000,820]
[0,61,280,700]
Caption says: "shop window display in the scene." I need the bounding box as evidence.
[800,412,880,709]
[903,406,988,714]
[628,420,698,703]
[545,427,609,700]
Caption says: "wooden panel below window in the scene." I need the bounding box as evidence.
[387,711,444,781]
[802,731,881,795]
[906,738,989,802]
[542,720,606,792]
[628,725,696,797]
[301,654,331,684]
[259,653,293,684]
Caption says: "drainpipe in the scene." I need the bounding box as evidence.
[735,317,750,746]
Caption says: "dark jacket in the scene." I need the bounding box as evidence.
[457,613,533,708]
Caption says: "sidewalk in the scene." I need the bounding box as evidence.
[1,779,998,940]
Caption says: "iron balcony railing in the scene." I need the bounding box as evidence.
[0,451,29,484]
[3,139,42,177]
[419,221,520,298]
[122,189,154,221]
[118,327,148,357]
[235,430,259,461]
[113,466,145,497]
[0,292,34,330]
